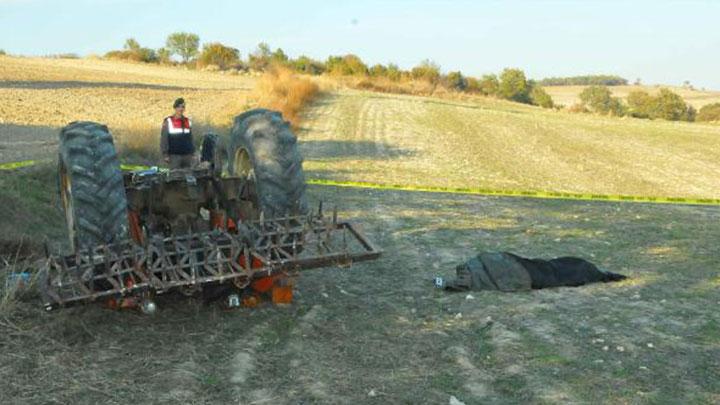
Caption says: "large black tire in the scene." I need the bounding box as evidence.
[58,121,128,251]
[227,109,308,218]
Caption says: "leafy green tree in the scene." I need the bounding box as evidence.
[498,68,530,103]
[697,103,720,122]
[411,59,440,83]
[197,42,240,69]
[530,86,554,108]
[165,32,199,63]
[579,85,624,116]
[444,71,467,91]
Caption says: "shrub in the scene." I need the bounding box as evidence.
[385,63,402,81]
[444,71,467,91]
[697,103,720,122]
[411,59,440,84]
[499,68,530,103]
[530,86,554,109]
[156,47,172,64]
[0,49,5,56]
[253,67,320,127]
[368,64,387,77]
[248,42,272,71]
[628,88,694,121]
[197,42,240,70]
[326,54,368,76]
[653,88,694,121]
[477,74,499,96]
[105,38,157,63]
[579,85,624,116]
[165,32,199,63]
[291,55,325,75]
[627,90,653,118]
[539,75,628,86]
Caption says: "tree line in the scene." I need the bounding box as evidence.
[102,32,719,123]
[102,33,556,109]
[539,75,628,86]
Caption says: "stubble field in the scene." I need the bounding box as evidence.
[0,57,719,404]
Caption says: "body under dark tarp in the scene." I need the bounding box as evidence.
[445,252,626,292]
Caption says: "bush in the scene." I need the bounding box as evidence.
[197,42,240,70]
[368,64,387,77]
[105,38,157,63]
[477,74,499,96]
[156,47,172,64]
[579,85,624,116]
[499,68,531,103]
[248,42,272,71]
[411,59,440,84]
[291,55,325,75]
[165,32,199,63]
[653,88,694,121]
[326,54,368,76]
[530,86,554,109]
[539,75,628,86]
[444,71,467,91]
[697,103,720,122]
[0,49,5,56]
[385,63,402,81]
[627,90,653,118]
[627,88,694,121]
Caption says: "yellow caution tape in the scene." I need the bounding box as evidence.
[306,179,720,206]
[0,160,38,170]
[2,159,719,206]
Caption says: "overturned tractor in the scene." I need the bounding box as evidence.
[41,109,380,312]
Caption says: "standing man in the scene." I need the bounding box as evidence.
[161,97,195,168]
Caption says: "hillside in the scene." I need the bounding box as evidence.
[300,90,720,199]
[0,56,255,160]
[544,84,720,109]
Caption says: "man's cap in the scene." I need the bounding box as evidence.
[173,98,185,108]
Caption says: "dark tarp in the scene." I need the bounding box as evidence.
[447,252,626,292]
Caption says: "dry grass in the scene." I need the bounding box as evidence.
[252,67,320,127]
[545,84,720,109]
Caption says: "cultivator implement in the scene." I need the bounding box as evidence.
[41,213,381,310]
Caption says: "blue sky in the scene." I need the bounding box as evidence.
[2,0,719,89]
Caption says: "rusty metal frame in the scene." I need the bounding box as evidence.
[41,214,381,310]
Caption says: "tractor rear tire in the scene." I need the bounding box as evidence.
[58,121,128,251]
[228,109,308,218]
